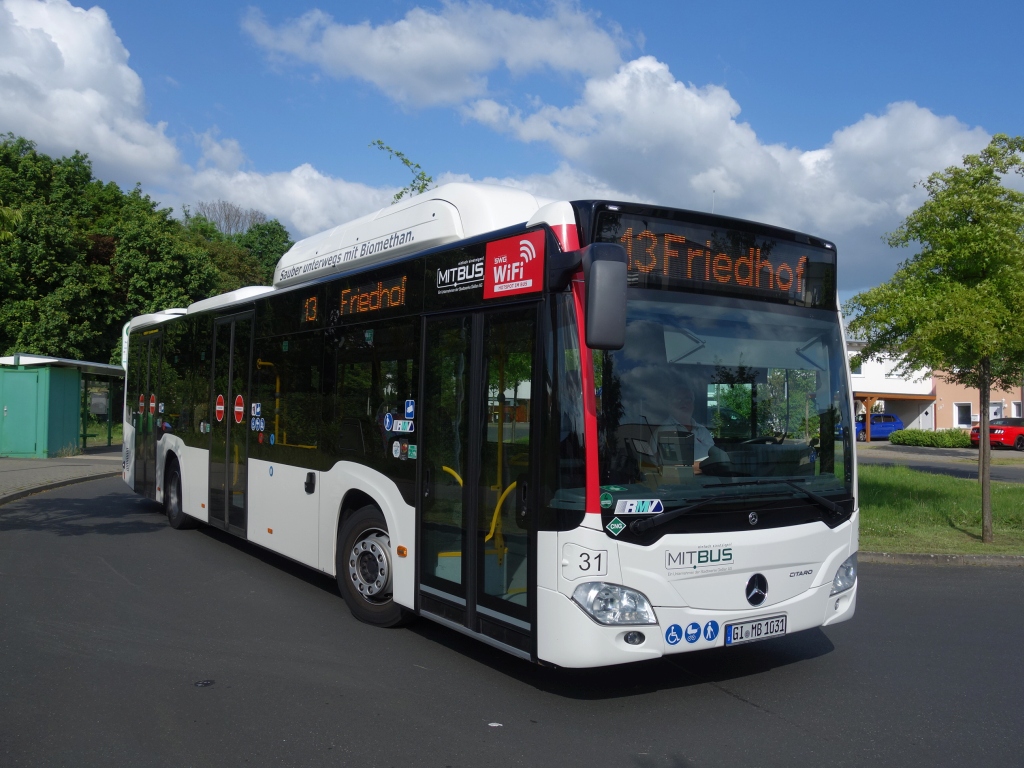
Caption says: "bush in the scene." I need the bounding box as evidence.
[888,428,972,448]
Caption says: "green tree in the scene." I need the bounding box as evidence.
[0,134,219,363]
[371,140,433,203]
[235,219,294,284]
[845,134,1024,543]
[181,212,263,294]
[0,197,21,242]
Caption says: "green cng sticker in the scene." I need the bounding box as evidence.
[600,491,613,509]
[606,517,626,536]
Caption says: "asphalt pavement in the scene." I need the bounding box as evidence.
[1,476,1022,767]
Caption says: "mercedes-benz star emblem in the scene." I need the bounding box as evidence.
[746,574,768,606]
[748,511,759,526]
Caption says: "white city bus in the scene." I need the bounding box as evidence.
[123,183,858,668]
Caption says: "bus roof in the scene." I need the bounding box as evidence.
[272,182,554,289]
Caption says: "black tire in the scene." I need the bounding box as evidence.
[856,430,866,442]
[165,459,196,529]
[336,505,411,627]
[1015,436,1024,452]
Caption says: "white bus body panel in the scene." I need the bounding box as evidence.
[179,445,209,523]
[537,513,858,668]
[248,459,320,569]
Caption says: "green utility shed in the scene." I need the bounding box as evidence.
[0,354,125,458]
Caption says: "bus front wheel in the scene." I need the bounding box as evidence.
[336,505,411,627]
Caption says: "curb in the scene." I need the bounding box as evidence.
[0,471,122,508]
[860,551,1024,568]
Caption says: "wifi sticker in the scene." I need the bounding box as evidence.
[484,230,546,299]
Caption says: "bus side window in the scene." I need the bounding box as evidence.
[321,318,420,502]
[251,331,323,462]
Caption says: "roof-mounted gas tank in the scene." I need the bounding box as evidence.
[272,182,556,289]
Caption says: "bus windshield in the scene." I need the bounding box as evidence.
[594,289,853,510]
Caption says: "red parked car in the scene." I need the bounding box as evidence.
[970,418,1024,450]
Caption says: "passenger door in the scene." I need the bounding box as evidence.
[131,330,161,499]
[418,307,537,656]
[208,313,253,534]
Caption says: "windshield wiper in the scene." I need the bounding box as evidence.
[629,479,848,535]
[776,479,847,518]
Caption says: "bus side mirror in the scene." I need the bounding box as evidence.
[581,243,627,350]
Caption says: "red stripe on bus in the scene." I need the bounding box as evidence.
[573,274,601,514]
[552,223,580,253]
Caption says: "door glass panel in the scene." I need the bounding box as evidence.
[208,321,231,526]
[420,316,472,597]
[228,318,252,531]
[138,336,160,498]
[477,309,534,620]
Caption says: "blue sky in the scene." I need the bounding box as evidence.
[1,0,1019,292]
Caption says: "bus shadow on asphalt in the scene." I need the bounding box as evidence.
[0,489,167,537]
[195,523,343,595]
[407,620,835,699]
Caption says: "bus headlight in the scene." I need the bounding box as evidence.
[830,553,858,596]
[572,582,657,625]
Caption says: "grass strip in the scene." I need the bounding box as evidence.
[858,464,1024,555]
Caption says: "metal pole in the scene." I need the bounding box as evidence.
[107,377,113,446]
[81,372,88,453]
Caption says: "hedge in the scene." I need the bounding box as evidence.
[888,428,973,448]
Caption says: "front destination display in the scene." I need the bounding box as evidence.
[121,182,857,669]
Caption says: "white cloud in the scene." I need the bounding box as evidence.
[242,2,624,107]
[195,129,246,173]
[0,0,181,184]
[186,164,394,237]
[466,56,991,287]
[0,0,391,238]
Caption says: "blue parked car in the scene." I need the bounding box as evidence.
[854,413,904,441]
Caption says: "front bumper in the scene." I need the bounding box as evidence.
[536,578,857,668]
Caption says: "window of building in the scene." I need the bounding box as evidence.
[1014,401,1021,418]
[850,360,863,376]
[954,403,973,429]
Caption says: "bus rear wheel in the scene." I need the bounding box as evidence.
[336,505,411,627]
[164,459,195,529]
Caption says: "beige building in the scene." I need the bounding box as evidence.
[933,375,1022,429]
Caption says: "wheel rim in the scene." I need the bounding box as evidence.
[1016,437,1024,451]
[348,528,392,602]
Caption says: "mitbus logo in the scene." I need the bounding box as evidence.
[484,230,545,299]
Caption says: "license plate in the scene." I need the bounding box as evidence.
[725,614,787,646]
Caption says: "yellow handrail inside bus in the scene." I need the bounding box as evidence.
[442,466,463,486]
[485,480,515,566]
[485,481,515,542]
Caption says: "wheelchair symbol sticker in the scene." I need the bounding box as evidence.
[665,624,683,646]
